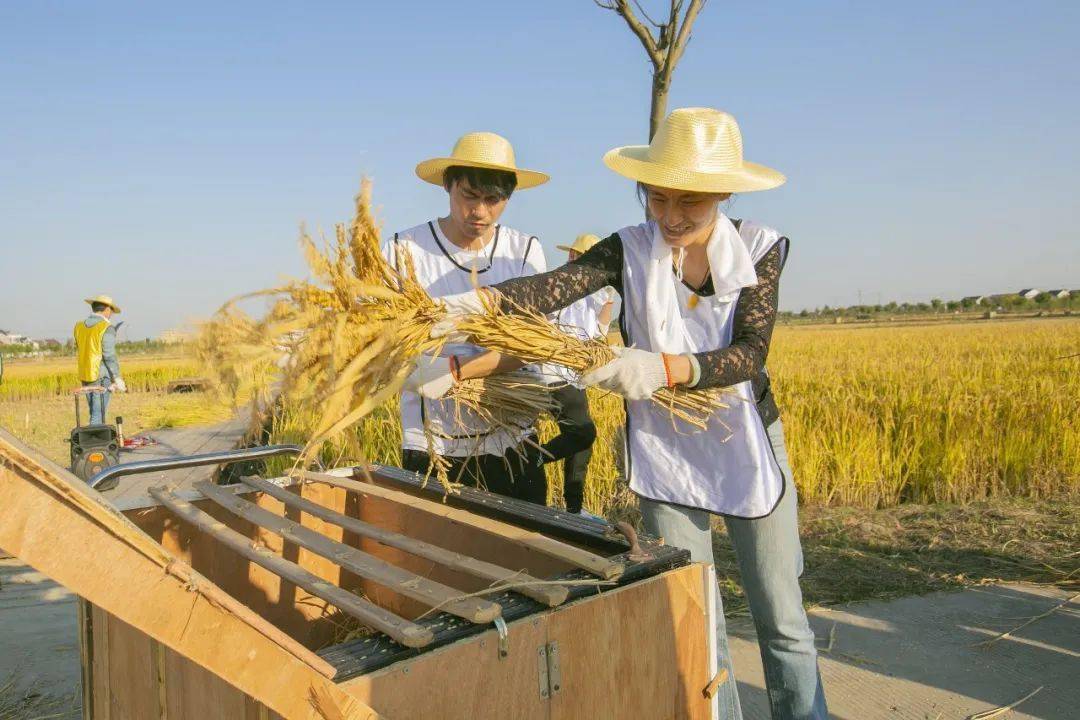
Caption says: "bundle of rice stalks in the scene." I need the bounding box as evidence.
[197,180,554,489]
[455,295,731,431]
[199,178,729,492]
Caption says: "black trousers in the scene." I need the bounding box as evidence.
[540,384,597,514]
[401,442,547,506]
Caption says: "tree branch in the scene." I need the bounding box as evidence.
[631,0,663,28]
[599,0,664,68]
[665,0,705,73]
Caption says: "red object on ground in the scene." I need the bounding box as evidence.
[122,435,157,450]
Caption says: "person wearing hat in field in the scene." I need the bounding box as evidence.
[540,233,616,517]
[386,131,550,504]
[433,109,827,719]
[74,295,127,425]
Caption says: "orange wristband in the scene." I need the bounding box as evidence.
[448,355,462,381]
[660,353,675,387]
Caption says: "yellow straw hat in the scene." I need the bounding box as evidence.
[603,108,785,194]
[557,233,602,254]
[416,132,549,189]
[84,294,121,313]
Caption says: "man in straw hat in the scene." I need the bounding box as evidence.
[74,295,127,425]
[541,233,616,517]
[434,108,828,719]
[385,131,550,504]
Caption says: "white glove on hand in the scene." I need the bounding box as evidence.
[430,289,489,341]
[113,377,127,393]
[403,354,455,400]
[580,347,670,401]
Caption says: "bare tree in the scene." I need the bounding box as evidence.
[594,0,707,139]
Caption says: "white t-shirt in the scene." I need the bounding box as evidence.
[384,220,546,457]
[550,287,616,386]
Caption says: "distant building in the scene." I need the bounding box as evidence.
[1017,289,1042,300]
[1044,289,1070,299]
[0,329,37,347]
[961,295,988,305]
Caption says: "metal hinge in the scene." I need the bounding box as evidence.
[537,641,562,699]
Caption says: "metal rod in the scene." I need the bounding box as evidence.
[88,444,303,490]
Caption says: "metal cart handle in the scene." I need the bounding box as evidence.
[88,444,304,490]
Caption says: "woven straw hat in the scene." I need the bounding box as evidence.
[603,108,785,194]
[557,233,602,254]
[416,132,549,189]
[85,294,121,313]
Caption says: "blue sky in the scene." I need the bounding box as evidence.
[2,1,1077,339]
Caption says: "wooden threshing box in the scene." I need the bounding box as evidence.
[0,429,718,719]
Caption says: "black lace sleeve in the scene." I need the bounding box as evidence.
[492,233,623,314]
[693,240,786,390]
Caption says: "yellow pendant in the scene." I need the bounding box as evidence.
[687,294,700,310]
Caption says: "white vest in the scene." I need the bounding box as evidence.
[619,220,788,518]
[385,220,546,457]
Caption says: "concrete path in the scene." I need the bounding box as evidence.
[730,583,1078,720]
[2,559,1076,718]
[0,559,80,715]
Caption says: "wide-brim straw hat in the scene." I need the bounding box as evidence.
[603,108,785,194]
[557,233,602,254]
[416,132,549,189]
[85,294,121,313]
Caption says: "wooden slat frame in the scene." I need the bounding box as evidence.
[0,428,384,720]
[240,475,569,607]
[302,472,625,580]
[192,481,501,624]
[149,486,434,649]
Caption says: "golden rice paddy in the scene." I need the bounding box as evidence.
[3,317,1076,510]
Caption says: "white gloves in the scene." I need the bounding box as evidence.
[403,354,455,400]
[580,347,671,400]
[111,377,127,393]
[430,289,489,340]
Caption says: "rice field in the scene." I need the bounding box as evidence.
[261,317,1079,511]
[2,318,1077,511]
[0,355,198,401]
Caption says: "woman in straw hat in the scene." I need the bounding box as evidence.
[435,108,827,719]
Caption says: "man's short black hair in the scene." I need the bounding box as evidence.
[443,165,517,200]
[91,302,109,313]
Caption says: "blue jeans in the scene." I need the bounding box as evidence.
[639,420,827,720]
[82,379,111,425]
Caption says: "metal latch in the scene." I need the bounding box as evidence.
[537,641,562,699]
[494,617,509,659]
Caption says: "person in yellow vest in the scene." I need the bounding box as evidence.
[74,295,126,425]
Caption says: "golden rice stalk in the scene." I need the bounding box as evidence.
[197,179,555,490]
[454,295,731,431]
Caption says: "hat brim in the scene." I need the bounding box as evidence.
[85,297,121,313]
[415,158,549,190]
[602,146,785,194]
[556,245,575,252]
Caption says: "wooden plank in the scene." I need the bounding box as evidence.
[193,480,502,624]
[150,485,434,649]
[106,614,158,719]
[241,475,569,608]
[304,471,625,581]
[341,565,712,720]
[91,605,110,720]
[546,564,711,719]
[0,428,385,720]
[341,610,550,720]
